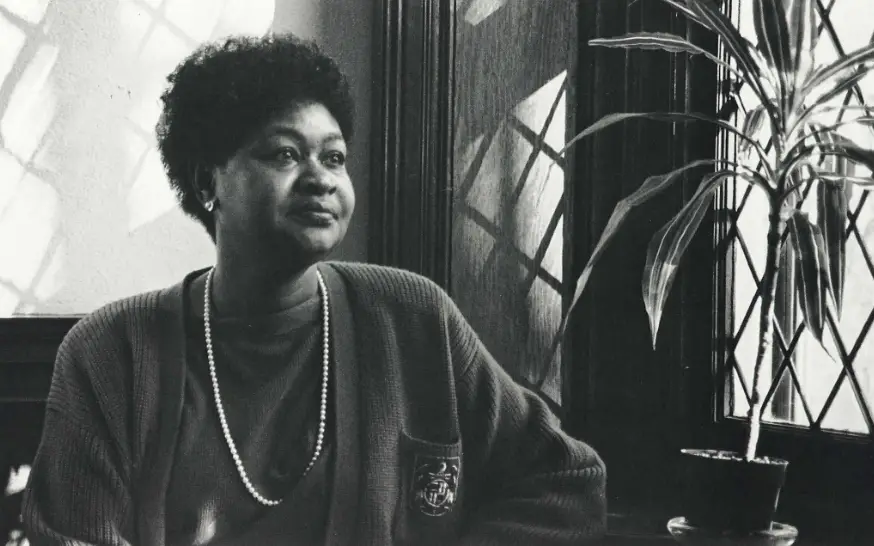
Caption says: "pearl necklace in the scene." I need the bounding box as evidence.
[203,267,330,507]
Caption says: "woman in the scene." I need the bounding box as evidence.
[21,34,606,546]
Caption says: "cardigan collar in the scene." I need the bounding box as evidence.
[139,262,362,546]
[320,262,363,546]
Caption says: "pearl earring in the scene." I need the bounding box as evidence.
[204,199,215,212]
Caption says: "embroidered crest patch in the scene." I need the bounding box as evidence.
[411,455,460,516]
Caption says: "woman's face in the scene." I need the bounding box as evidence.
[211,101,355,263]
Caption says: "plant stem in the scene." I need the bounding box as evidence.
[744,210,785,461]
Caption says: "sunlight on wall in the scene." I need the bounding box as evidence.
[511,70,566,283]
[0,0,278,316]
[463,0,508,26]
[0,14,25,87]
[453,46,570,402]
[1,42,57,161]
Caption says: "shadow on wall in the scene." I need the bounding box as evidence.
[0,0,282,318]
[451,0,576,404]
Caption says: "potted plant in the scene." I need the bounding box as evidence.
[559,0,874,535]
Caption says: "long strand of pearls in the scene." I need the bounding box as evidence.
[203,267,330,507]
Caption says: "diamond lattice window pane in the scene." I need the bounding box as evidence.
[820,379,868,434]
[724,0,874,435]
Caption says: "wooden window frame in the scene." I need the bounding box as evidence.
[369,0,455,290]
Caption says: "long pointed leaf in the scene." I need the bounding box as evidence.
[589,33,744,80]
[559,158,767,341]
[798,66,872,126]
[786,210,831,344]
[739,105,767,154]
[804,42,874,95]
[561,111,770,170]
[753,0,792,75]
[788,0,816,75]
[787,116,874,157]
[753,0,793,116]
[817,178,848,316]
[787,142,874,177]
[559,158,718,340]
[642,170,732,345]
[805,104,874,119]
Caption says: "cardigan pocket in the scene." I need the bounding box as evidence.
[393,432,464,546]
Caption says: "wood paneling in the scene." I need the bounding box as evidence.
[450,0,577,407]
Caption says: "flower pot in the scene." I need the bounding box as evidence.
[679,448,789,533]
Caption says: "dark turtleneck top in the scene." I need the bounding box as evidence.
[164,268,333,546]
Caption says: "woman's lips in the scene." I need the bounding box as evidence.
[291,209,335,226]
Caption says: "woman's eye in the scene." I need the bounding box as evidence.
[272,148,300,163]
[324,151,346,167]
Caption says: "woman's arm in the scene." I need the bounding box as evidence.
[447,299,608,545]
[21,325,135,546]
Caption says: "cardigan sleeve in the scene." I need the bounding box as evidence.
[447,298,608,545]
[21,320,135,546]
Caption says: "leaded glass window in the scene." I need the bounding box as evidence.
[722,0,874,436]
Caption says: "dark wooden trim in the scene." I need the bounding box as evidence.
[369,0,455,290]
[0,317,79,341]
[0,317,79,401]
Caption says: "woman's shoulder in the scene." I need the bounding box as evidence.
[323,261,452,312]
[61,276,188,355]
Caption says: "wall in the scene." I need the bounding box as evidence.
[451,0,576,404]
[0,0,372,317]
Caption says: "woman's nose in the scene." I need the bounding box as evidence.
[297,161,336,195]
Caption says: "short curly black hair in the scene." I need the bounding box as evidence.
[155,33,355,240]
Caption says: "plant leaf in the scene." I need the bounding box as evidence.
[788,142,874,177]
[753,0,794,117]
[798,66,872,127]
[817,178,848,316]
[560,111,769,169]
[805,104,874,119]
[739,105,767,153]
[753,0,792,75]
[786,210,831,344]
[787,116,874,159]
[804,42,874,96]
[589,32,744,79]
[589,32,707,54]
[838,145,874,172]
[642,170,732,345]
[559,158,718,341]
[787,0,817,92]
[558,158,768,341]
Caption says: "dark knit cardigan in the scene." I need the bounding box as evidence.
[21,262,607,545]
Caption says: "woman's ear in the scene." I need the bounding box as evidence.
[192,165,216,206]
